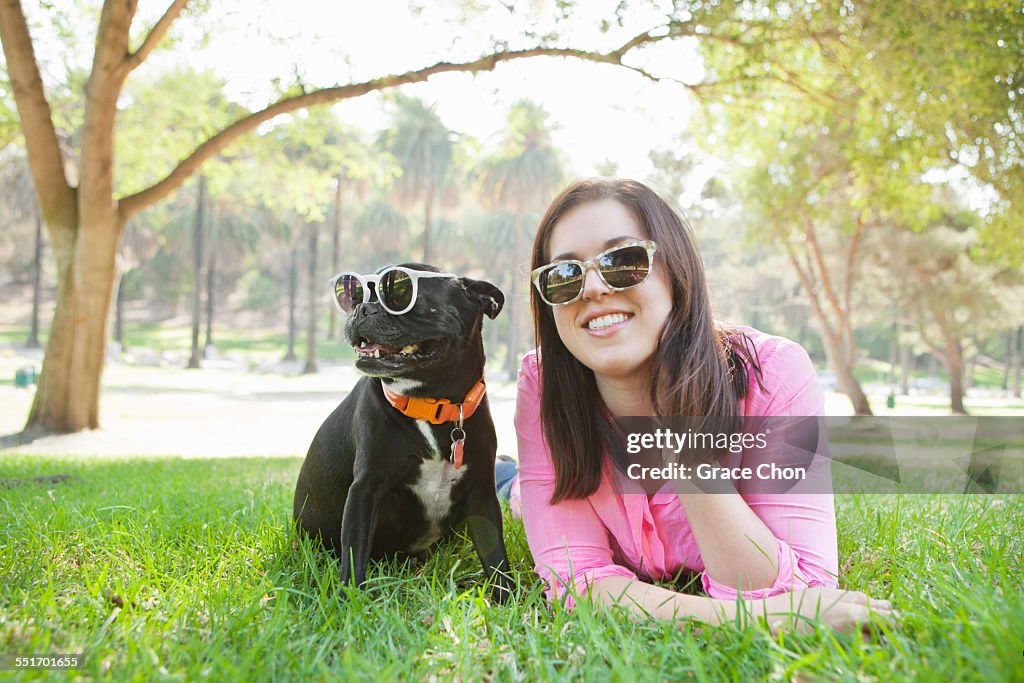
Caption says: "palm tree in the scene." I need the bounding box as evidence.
[378,94,455,263]
[474,101,564,376]
[204,191,262,355]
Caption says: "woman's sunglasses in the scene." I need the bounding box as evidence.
[330,267,455,316]
[531,240,658,306]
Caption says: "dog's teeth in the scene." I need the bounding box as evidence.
[372,349,380,358]
[401,344,419,355]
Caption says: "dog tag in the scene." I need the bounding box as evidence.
[450,426,466,469]
[450,438,465,469]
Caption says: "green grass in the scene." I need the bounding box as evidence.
[119,323,357,363]
[1,456,1022,681]
[0,323,356,363]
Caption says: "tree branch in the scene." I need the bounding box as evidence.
[125,0,189,73]
[118,42,659,218]
[784,239,837,342]
[842,209,866,359]
[804,218,846,329]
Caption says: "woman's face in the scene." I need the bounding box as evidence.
[546,198,673,386]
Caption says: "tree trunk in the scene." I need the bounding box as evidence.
[204,247,216,355]
[1002,328,1013,391]
[422,184,434,264]
[284,244,298,362]
[187,176,206,369]
[503,213,524,378]
[944,334,967,414]
[327,176,343,341]
[899,341,911,395]
[1014,325,1022,399]
[819,329,873,415]
[303,222,319,375]
[887,314,898,388]
[26,205,43,348]
[26,216,123,432]
[114,270,126,349]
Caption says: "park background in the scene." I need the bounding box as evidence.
[1,1,1023,680]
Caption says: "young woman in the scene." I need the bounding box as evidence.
[499,177,893,634]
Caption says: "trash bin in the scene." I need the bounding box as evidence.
[14,366,38,388]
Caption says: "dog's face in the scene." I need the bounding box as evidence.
[343,263,503,380]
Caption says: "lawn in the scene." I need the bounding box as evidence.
[1,455,1021,681]
[0,323,358,364]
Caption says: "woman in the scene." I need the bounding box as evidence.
[500,178,893,634]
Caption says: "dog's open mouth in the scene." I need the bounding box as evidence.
[354,337,440,361]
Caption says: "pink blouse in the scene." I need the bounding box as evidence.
[510,327,839,608]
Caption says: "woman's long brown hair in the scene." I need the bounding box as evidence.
[530,178,763,503]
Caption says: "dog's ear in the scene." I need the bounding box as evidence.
[461,278,505,319]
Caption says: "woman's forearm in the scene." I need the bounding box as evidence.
[589,576,896,636]
[675,480,781,591]
[588,575,736,625]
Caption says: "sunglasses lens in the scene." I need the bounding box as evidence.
[335,275,362,313]
[380,269,414,312]
[540,262,585,305]
[599,245,651,289]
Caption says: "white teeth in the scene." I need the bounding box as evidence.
[587,313,629,330]
[400,345,419,355]
[371,349,380,358]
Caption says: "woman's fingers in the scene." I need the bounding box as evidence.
[760,588,899,636]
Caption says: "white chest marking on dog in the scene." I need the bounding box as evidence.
[386,378,423,395]
[414,420,443,458]
[407,422,465,552]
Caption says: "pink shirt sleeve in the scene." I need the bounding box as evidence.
[514,352,636,608]
[700,337,840,600]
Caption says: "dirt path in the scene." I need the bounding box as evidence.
[0,351,521,459]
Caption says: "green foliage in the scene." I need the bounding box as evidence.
[237,270,282,316]
[0,455,1021,680]
[115,66,244,196]
[692,0,1024,264]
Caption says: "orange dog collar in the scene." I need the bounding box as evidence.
[381,378,487,425]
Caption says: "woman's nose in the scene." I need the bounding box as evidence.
[580,264,610,301]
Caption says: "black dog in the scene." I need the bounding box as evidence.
[293,263,513,602]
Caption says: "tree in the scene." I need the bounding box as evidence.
[474,101,564,376]
[879,207,1024,413]
[378,94,456,265]
[839,1,1024,266]
[1,0,678,433]
[186,175,206,368]
[697,81,904,415]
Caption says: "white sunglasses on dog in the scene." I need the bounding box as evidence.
[330,267,455,316]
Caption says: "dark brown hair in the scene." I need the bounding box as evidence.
[530,178,763,502]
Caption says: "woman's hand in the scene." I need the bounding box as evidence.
[756,587,896,635]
